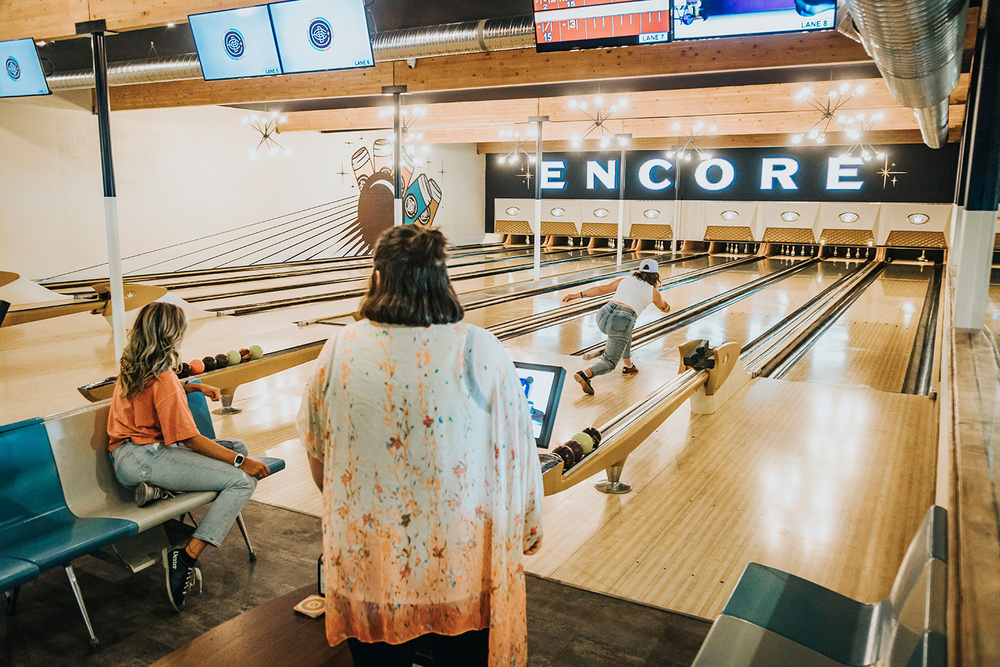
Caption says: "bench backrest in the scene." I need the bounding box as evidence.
[877,505,947,666]
[0,417,70,543]
[44,390,219,530]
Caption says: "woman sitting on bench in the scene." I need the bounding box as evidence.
[106,302,271,612]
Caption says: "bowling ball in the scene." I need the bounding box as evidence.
[227,350,241,366]
[583,427,602,447]
[215,353,229,368]
[203,356,218,372]
[239,348,252,363]
[177,363,191,379]
[538,451,563,474]
[249,345,263,360]
[189,359,206,375]
[356,172,394,253]
[565,439,584,463]
[571,432,595,455]
[552,445,575,470]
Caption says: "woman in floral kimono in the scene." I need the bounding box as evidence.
[298,224,543,667]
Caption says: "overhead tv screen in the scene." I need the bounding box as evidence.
[534,0,672,53]
[189,5,282,81]
[269,0,374,74]
[0,38,50,98]
[673,0,835,40]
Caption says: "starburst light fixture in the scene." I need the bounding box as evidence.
[496,127,538,166]
[243,111,289,158]
[568,96,629,148]
[791,82,867,145]
[665,121,716,161]
[838,112,886,162]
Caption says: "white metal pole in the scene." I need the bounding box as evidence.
[616,134,630,267]
[529,116,549,281]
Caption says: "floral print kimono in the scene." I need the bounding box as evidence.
[297,320,543,667]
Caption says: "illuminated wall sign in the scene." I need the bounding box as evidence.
[491,145,957,204]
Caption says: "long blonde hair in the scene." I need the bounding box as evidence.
[118,302,187,398]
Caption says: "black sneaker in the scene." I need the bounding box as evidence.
[163,548,201,612]
[574,371,595,395]
[135,482,174,507]
[622,364,639,376]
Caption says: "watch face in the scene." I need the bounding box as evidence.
[234,454,245,466]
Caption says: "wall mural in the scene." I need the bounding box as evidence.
[349,137,444,253]
[42,135,446,282]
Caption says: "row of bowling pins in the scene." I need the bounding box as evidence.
[353,143,441,225]
[722,243,758,254]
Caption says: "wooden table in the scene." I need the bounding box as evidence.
[153,586,352,667]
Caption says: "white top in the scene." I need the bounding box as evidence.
[297,320,543,664]
[612,275,656,314]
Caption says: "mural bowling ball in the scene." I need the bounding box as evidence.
[356,171,395,251]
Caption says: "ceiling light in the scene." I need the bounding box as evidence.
[643,209,660,219]
[780,211,800,222]
[720,210,739,221]
[838,212,859,223]
[550,207,566,217]
[505,206,520,216]
[594,208,610,218]
[907,213,930,225]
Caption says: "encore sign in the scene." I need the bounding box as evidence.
[485,145,960,204]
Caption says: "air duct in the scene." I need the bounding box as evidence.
[46,16,536,91]
[841,0,969,148]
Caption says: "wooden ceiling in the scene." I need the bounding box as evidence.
[3,0,979,152]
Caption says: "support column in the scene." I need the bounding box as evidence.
[953,0,1000,329]
[529,116,549,281]
[382,85,406,227]
[616,134,630,267]
[78,20,125,364]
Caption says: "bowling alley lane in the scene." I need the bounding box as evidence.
[168,246,609,305]
[460,253,728,329]
[778,262,936,392]
[502,256,844,360]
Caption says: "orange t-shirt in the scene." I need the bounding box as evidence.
[107,371,200,451]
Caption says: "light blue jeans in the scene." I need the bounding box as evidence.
[110,439,256,547]
[588,302,638,376]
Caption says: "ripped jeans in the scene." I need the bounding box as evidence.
[587,302,638,377]
[109,439,255,547]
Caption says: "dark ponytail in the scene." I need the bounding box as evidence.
[359,225,464,326]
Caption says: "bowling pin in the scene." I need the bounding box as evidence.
[401,151,415,190]
[352,146,374,188]
[403,173,431,225]
[373,138,393,174]
[421,178,442,225]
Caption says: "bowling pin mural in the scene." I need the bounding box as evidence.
[352,147,374,188]
[373,138,393,175]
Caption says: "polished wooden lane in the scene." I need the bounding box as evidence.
[779,261,935,392]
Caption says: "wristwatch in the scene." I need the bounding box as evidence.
[232,453,245,468]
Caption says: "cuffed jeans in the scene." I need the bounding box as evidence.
[588,302,638,377]
[109,439,256,547]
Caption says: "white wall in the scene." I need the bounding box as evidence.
[0,93,485,281]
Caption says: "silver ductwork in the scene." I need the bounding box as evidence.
[842,0,969,148]
[47,16,535,91]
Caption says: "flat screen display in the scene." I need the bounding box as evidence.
[514,361,567,448]
[673,0,835,41]
[0,38,50,98]
[269,0,374,73]
[534,0,672,52]
[189,5,282,81]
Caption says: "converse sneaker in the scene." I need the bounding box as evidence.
[163,548,201,612]
[622,364,639,376]
[135,482,173,507]
[574,371,595,396]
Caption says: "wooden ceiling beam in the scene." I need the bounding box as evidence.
[109,30,872,111]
